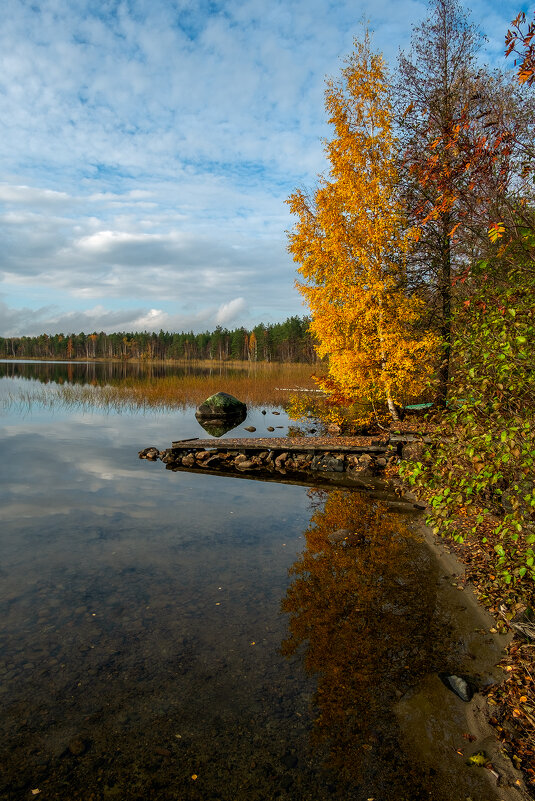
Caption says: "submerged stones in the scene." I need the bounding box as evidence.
[327,528,352,545]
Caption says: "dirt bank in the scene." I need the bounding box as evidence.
[394,521,531,801]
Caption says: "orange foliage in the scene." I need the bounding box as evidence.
[506,12,535,87]
[287,34,437,422]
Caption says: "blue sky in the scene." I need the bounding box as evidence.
[0,0,527,336]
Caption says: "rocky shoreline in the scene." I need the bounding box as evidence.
[139,432,431,482]
[139,442,393,478]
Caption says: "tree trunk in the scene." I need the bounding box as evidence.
[378,300,400,423]
[436,216,452,407]
[386,392,400,423]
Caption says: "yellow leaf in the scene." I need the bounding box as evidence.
[467,751,488,766]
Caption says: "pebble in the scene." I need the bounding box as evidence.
[440,674,474,702]
[154,747,171,757]
[327,528,351,544]
[68,737,87,756]
[281,752,298,769]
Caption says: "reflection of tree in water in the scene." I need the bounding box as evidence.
[281,489,443,798]
[0,360,249,386]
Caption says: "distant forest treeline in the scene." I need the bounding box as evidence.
[0,316,321,363]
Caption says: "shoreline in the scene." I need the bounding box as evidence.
[409,520,531,800]
[0,355,318,367]
[391,453,535,798]
[143,440,533,799]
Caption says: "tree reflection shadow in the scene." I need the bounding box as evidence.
[281,489,442,797]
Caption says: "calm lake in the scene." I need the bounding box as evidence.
[0,360,506,801]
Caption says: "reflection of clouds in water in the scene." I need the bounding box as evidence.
[0,374,324,800]
[1,392,307,538]
[1,412,177,530]
[1,382,304,602]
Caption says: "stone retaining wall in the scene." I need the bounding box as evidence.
[139,445,398,479]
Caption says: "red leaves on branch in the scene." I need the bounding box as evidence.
[506,12,535,86]
[409,105,513,234]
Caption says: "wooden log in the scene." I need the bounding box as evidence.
[170,436,389,454]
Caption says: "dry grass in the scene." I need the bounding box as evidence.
[113,361,322,408]
[3,361,324,413]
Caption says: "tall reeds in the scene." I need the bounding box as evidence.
[2,362,323,413]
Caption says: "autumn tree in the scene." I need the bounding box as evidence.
[400,11,535,586]
[396,0,495,405]
[399,1,534,271]
[490,11,535,253]
[287,34,437,424]
[248,329,257,361]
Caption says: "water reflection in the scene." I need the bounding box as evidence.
[197,411,247,437]
[0,359,248,386]
[281,490,437,797]
[0,398,323,801]
[281,489,506,801]
[0,377,507,801]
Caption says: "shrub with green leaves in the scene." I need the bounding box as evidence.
[400,248,535,585]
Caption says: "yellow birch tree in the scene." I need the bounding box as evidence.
[287,34,437,423]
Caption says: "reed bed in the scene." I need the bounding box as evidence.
[3,362,323,413]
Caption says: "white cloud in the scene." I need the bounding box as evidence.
[0,184,72,206]
[215,297,247,325]
[0,294,254,337]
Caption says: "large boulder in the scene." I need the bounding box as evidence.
[195,392,247,421]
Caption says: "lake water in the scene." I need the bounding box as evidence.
[0,361,507,800]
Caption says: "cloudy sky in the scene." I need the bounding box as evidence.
[0,0,524,336]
